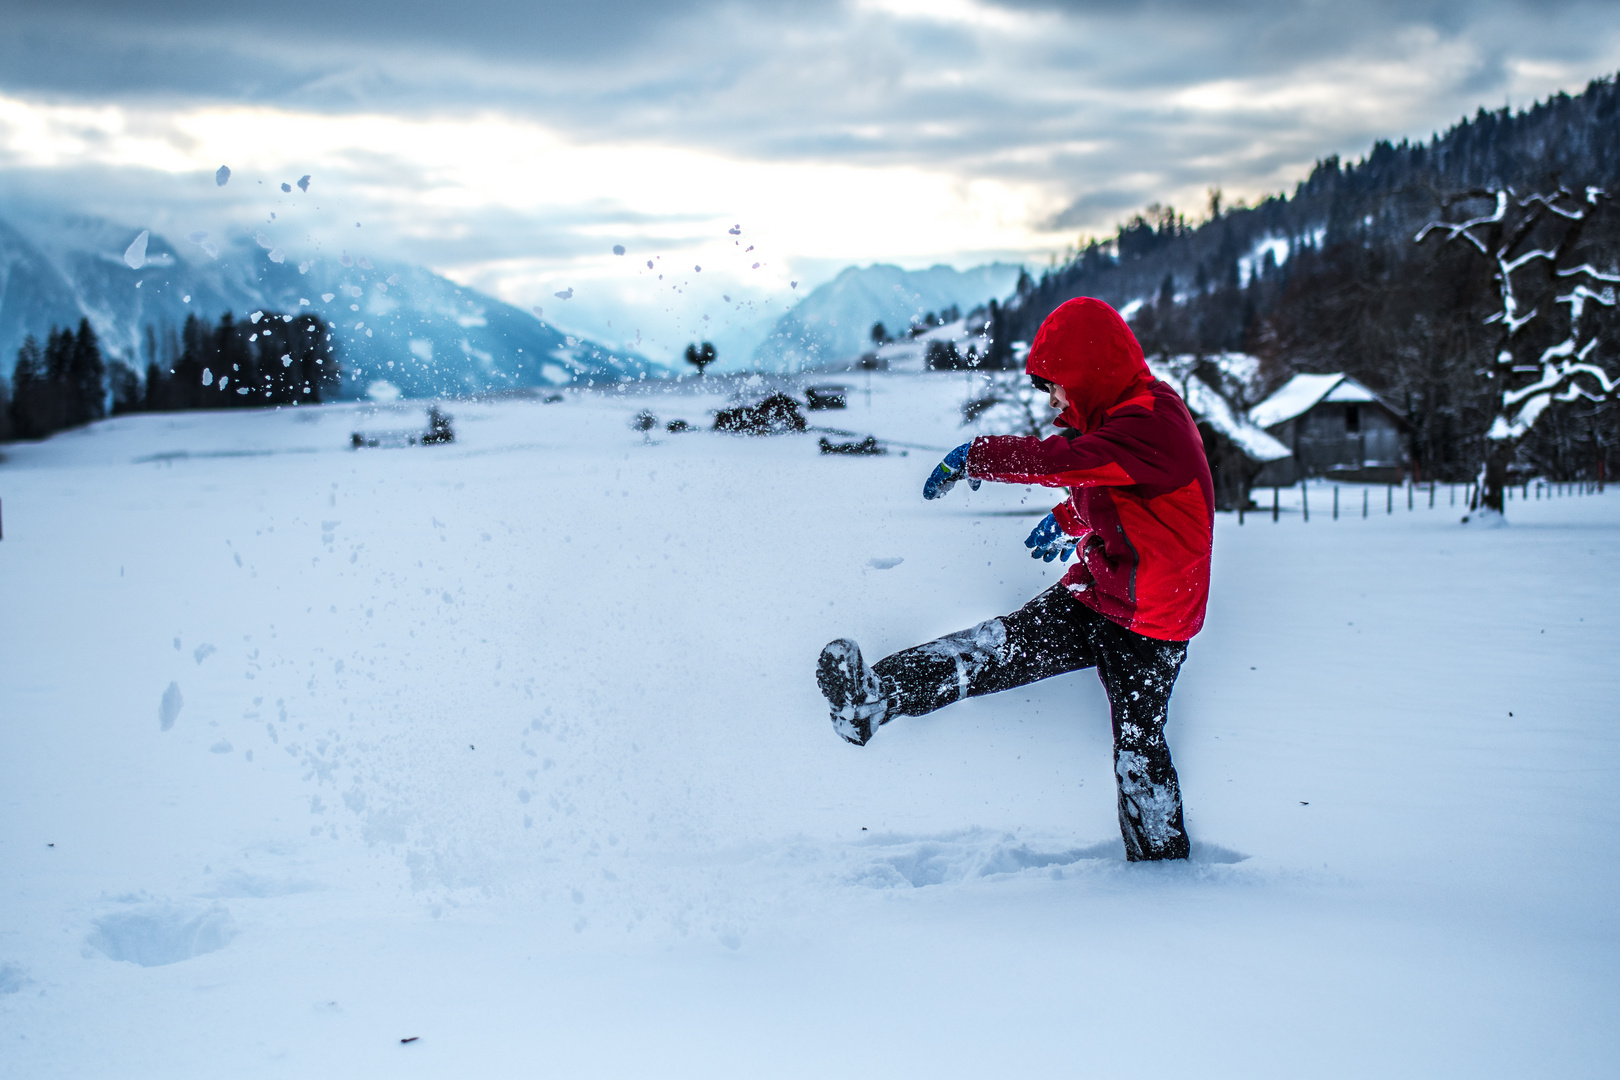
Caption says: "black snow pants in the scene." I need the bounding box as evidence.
[872,586,1191,861]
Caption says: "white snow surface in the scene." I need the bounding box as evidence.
[2,372,1617,1078]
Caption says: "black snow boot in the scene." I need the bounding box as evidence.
[817,639,891,746]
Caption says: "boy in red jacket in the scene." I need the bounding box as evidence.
[817,297,1213,861]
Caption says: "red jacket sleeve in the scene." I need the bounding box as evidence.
[964,392,1196,497]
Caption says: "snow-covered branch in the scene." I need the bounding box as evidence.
[1556,263,1620,283]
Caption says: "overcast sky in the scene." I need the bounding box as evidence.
[2,0,1618,358]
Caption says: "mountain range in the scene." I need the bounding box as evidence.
[750,262,1022,369]
[0,210,1026,395]
[0,212,662,397]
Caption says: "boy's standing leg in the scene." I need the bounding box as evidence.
[818,586,1190,861]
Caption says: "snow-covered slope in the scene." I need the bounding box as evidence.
[0,213,661,396]
[752,262,1021,370]
[2,375,1617,1077]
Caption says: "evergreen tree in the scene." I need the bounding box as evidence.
[108,361,142,415]
[144,360,169,411]
[9,336,49,439]
[67,318,106,426]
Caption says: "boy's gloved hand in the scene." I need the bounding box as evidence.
[923,443,981,500]
[1025,512,1078,562]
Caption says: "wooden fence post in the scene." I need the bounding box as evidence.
[1387,484,1393,514]
[1272,486,1279,523]
[1301,481,1309,523]
[1333,486,1339,520]
[1362,488,1369,518]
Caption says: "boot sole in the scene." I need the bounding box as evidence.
[817,639,872,746]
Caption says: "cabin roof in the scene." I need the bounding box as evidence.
[1250,373,1393,428]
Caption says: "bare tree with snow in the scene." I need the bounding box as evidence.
[1417,185,1620,515]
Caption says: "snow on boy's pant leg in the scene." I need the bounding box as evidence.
[872,586,1100,717]
[1094,624,1190,861]
[870,586,1191,861]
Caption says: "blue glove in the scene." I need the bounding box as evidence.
[923,443,981,500]
[1025,512,1078,562]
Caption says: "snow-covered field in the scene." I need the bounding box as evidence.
[2,373,1617,1078]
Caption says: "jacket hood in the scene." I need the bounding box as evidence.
[1025,297,1152,434]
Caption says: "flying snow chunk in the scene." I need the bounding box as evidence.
[201,367,212,385]
[255,231,273,249]
[694,265,702,272]
[200,241,218,258]
[612,245,625,256]
[647,260,654,269]
[387,273,399,286]
[215,166,231,186]
[250,311,263,324]
[566,336,578,347]
[269,247,285,263]
[187,230,209,244]
[159,681,184,731]
[791,281,798,288]
[298,261,310,274]
[359,257,373,270]
[297,175,311,192]
[867,557,904,570]
[728,225,741,235]
[280,182,292,193]
[554,287,574,300]
[340,253,353,267]
[752,263,760,269]
[321,293,335,303]
[531,306,544,319]
[123,230,149,270]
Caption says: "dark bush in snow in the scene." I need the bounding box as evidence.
[714,393,807,435]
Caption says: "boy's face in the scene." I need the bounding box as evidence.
[1047,384,1068,411]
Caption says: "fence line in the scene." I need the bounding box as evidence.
[1234,477,1608,524]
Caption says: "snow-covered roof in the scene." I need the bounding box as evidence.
[1249,373,1389,428]
[1147,361,1291,463]
[1322,380,1377,404]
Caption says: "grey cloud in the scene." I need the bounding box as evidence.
[2,0,1617,246]
[1047,190,1149,231]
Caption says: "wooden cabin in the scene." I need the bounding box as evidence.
[1250,373,1407,485]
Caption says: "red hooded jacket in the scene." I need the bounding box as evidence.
[965,298,1213,641]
